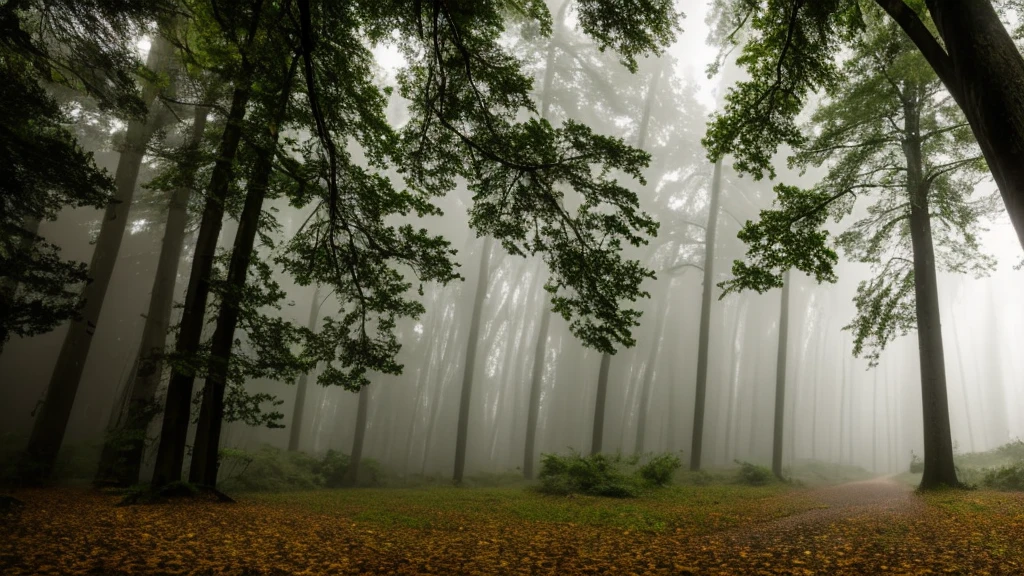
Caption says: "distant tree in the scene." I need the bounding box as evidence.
[720,12,998,489]
[771,269,791,480]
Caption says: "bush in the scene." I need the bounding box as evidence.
[982,462,1024,491]
[217,445,388,492]
[538,451,683,498]
[735,460,773,486]
[638,453,682,487]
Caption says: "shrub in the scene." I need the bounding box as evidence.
[638,453,682,487]
[982,462,1024,491]
[735,460,773,486]
[217,445,388,492]
[538,451,642,497]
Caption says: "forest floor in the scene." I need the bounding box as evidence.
[2,478,1024,575]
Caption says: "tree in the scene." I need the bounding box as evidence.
[0,0,166,355]
[719,13,997,489]
[705,0,1024,253]
[771,269,790,480]
[288,286,323,452]
[23,30,178,482]
[689,158,723,471]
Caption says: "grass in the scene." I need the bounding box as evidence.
[249,482,812,535]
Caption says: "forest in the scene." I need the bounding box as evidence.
[3,0,1024,574]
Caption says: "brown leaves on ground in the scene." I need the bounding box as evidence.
[2,479,1024,575]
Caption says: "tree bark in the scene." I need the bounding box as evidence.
[590,351,612,455]
[902,94,959,488]
[94,102,210,486]
[453,237,492,484]
[690,158,723,471]
[23,35,175,481]
[288,285,322,452]
[151,76,256,487]
[345,385,371,486]
[188,62,295,488]
[771,270,791,479]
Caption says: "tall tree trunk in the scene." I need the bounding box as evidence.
[690,158,723,471]
[722,298,746,463]
[94,102,210,487]
[151,74,257,487]
[634,285,670,456]
[23,36,175,481]
[453,237,492,484]
[345,385,371,486]
[771,270,791,479]
[288,285,322,452]
[948,305,976,452]
[902,96,959,488]
[881,0,1024,251]
[590,352,612,455]
[522,0,569,480]
[189,62,296,488]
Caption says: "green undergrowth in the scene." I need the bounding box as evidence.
[249,482,808,534]
[902,440,1024,491]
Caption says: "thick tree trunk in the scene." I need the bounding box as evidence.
[690,158,723,471]
[345,385,371,486]
[771,270,791,479]
[23,36,175,481]
[590,352,611,455]
[151,78,255,487]
[288,285,322,452]
[95,103,210,487]
[903,96,959,488]
[189,65,294,488]
[453,237,492,484]
[882,0,1024,250]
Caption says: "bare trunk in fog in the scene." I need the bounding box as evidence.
[948,308,975,452]
[690,158,723,471]
[634,284,669,455]
[189,63,295,488]
[288,286,322,452]
[24,36,175,481]
[771,270,790,479]
[152,63,259,487]
[590,352,611,455]
[345,385,371,486]
[901,95,959,488]
[453,237,492,484]
[722,298,746,463]
[94,102,210,487]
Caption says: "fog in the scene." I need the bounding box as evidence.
[2,0,1022,488]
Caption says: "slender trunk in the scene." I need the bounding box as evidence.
[722,298,746,463]
[634,287,669,455]
[288,285,322,452]
[590,352,611,455]
[151,75,257,487]
[771,270,791,479]
[23,36,175,481]
[873,369,879,472]
[94,103,210,486]
[949,307,976,452]
[453,237,492,484]
[902,96,959,488]
[189,62,296,488]
[690,158,723,471]
[345,385,371,486]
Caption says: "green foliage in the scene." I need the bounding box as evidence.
[910,452,925,474]
[735,460,773,486]
[981,463,1024,491]
[538,451,682,497]
[216,445,387,492]
[638,453,682,487]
